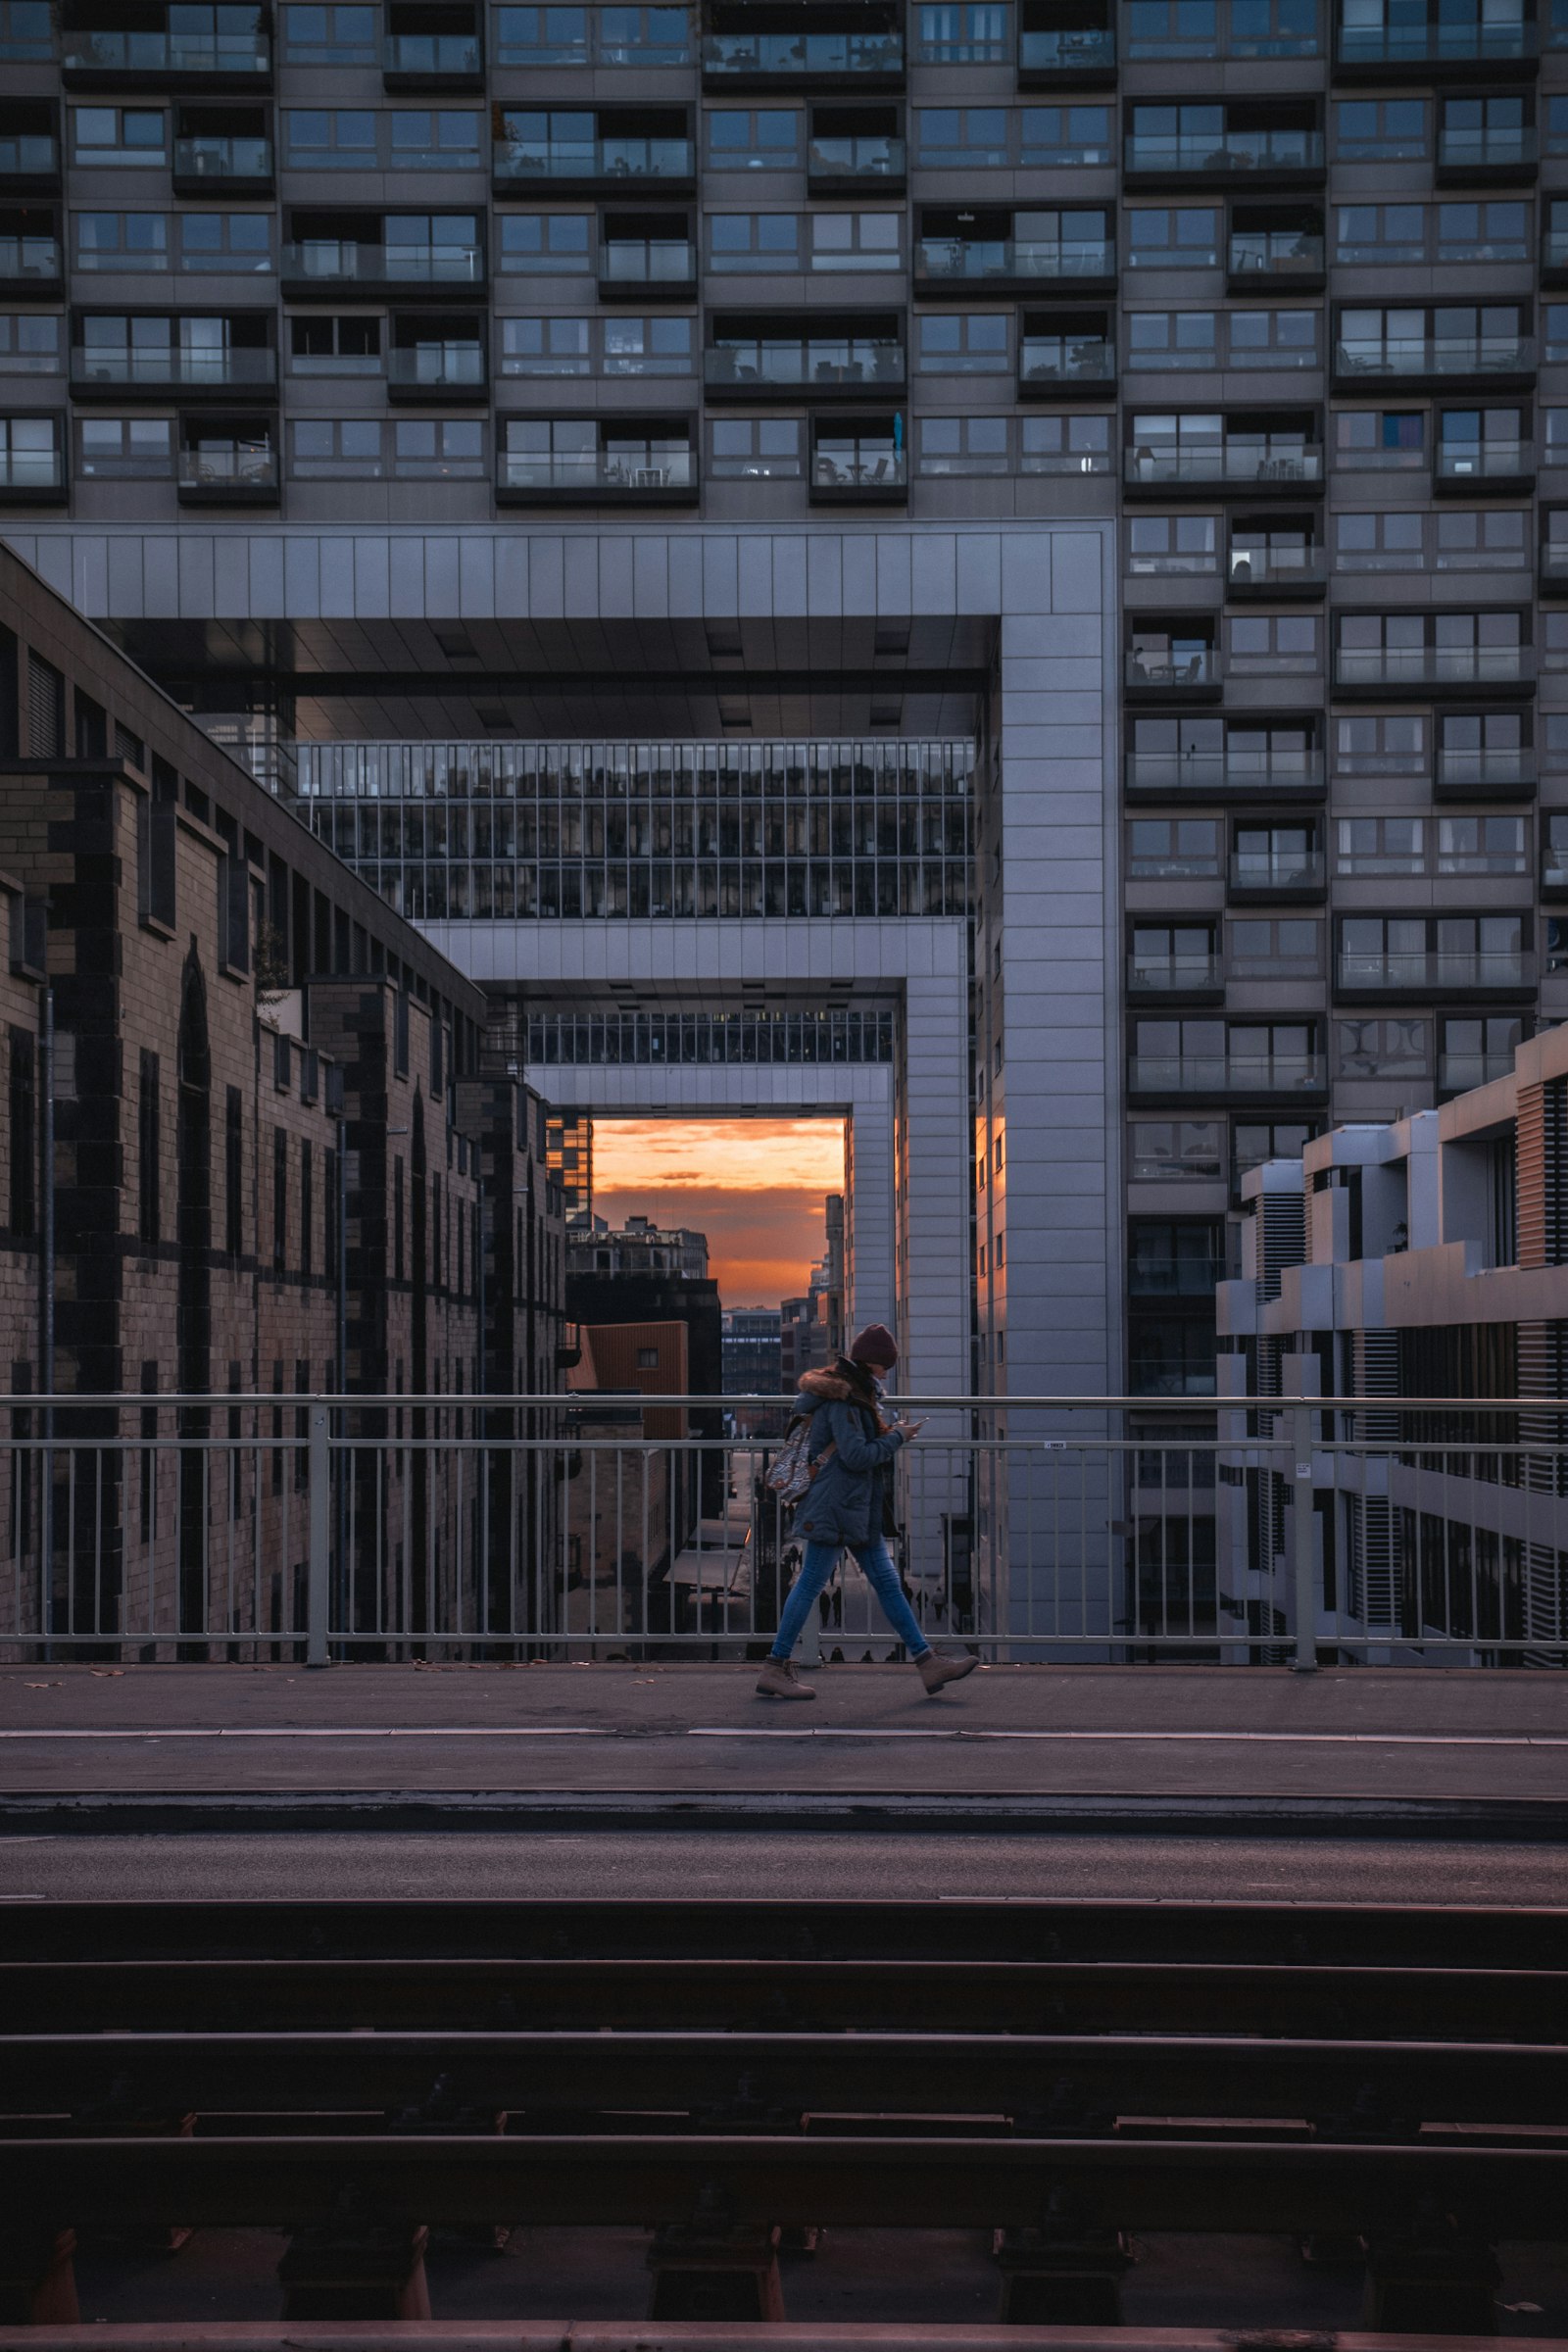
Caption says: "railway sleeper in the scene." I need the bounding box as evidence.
[0,2228,77,2327]
[275,2221,431,2322]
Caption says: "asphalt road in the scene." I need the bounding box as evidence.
[1,1829,1561,1903]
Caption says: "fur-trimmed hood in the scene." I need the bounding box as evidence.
[797,1367,855,1403]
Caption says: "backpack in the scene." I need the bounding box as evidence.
[765,1417,836,1506]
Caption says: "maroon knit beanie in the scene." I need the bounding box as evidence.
[849,1323,898,1369]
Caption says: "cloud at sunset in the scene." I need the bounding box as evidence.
[592,1117,846,1304]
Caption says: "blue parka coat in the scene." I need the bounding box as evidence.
[790,1360,907,1549]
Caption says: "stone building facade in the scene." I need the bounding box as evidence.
[0,542,565,1655]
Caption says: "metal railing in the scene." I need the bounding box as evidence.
[6,1393,1561,1667]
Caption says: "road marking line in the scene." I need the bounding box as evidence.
[1,1727,1564,1746]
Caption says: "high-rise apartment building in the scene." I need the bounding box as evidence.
[3,0,1564,1632]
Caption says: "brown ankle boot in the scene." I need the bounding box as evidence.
[916,1649,979,1694]
[756,1658,817,1700]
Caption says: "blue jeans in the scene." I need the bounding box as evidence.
[770,1538,929,1661]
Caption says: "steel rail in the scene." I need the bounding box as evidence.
[0,2329,1549,2352]
[5,2133,1566,2234]
[12,1897,1566,1969]
[4,1959,1564,2041]
[6,2029,1568,2128]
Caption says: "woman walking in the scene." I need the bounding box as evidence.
[755,1323,980,1700]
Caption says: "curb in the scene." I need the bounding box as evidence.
[2,1790,1564,1839]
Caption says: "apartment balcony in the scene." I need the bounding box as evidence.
[1434,440,1534,495]
[806,134,906,195]
[496,447,699,508]
[1333,645,1536,698]
[281,241,486,301]
[1018,336,1115,395]
[0,447,65,506]
[1542,849,1568,898]
[61,28,272,91]
[0,133,59,196]
[172,134,273,196]
[700,29,905,88]
[1123,444,1324,495]
[493,138,696,198]
[1125,650,1223,702]
[382,32,484,88]
[598,240,697,301]
[1129,1250,1228,1297]
[0,234,60,299]
[704,337,906,399]
[915,237,1115,296]
[1434,746,1537,799]
[1435,124,1537,181]
[1541,545,1568,596]
[1125,752,1326,800]
[1123,129,1324,190]
[809,439,907,504]
[1127,955,1226,1004]
[1226,545,1328,597]
[1225,231,1325,292]
[1017,24,1116,82]
[1332,335,1535,392]
[71,343,276,399]
[385,345,487,403]
[1127,1054,1329,1104]
[1334,950,1535,1001]
[175,440,279,506]
[1333,19,1537,79]
[1227,850,1328,900]
[1542,228,1568,286]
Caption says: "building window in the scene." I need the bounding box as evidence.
[289,417,384,477]
[1020,103,1112,164]
[282,107,378,167]
[1336,202,1426,265]
[1127,816,1221,878]
[501,316,591,376]
[1438,815,1527,876]
[0,4,50,63]
[1228,308,1317,368]
[24,649,60,756]
[1434,509,1528,572]
[914,2,1010,61]
[77,417,172,479]
[74,212,170,272]
[1131,1120,1225,1182]
[272,1126,287,1273]
[1334,409,1425,470]
[706,106,799,168]
[810,212,902,270]
[915,106,1009,167]
[496,3,591,61]
[1127,514,1218,574]
[497,213,593,272]
[394,1154,406,1279]
[1226,612,1319,673]
[7,1025,34,1237]
[138,1050,161,1248]
[1335,97,1426,160]
[915,313,1009,372]
[1126,310,1219,370]
[225,1086,243,1258]
[178,213,272,273]
[139,759,177,927]
[1020,413,1111,473]
[602,315,692,375]
[1229,916,1322,978]
[281,4,378,65]
[395,416,485,478]
[1125,206,1222,268]
[917,416,1009,474]
[300,1140,314,1278]
[0,415,59,491]
[1336,1018,1431,1080]
[390,110,483,170]
[0,316,59,379]
[71,106,167,168]
[1337,815,1426,875]
[708,212,800,270]
[1335,509,1425,570]
[637,1345,659,1367]
[708,416,801,477]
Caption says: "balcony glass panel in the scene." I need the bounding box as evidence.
[0,135,55,175]
[1439,1053,1516,1089]
[64,29,271,73]
[812,437,906,488]
[177,441,277,489]
[1125,128,1323,173]
[1336,13,1533,65]
[1435,441,1530,482]
[1229,849,1326,887]
[0,234,57,280]
[1434,749,1534,794]
[498,134,693,179]
[1020,334,1114,384]
[808,133,905,178]
[387,343,484,389]
[1128,954,1225,993]
[173,134,272,181]
[705,337,904,387]
[1337,950,1531,988]
[382,33,482,72]
[1126,649,1220,689]
[1018,24,1115,66]
[1335,645,1531,687]
[600,239,694,283]
[1227,543,1325,586]
[1128,749,1322,790]
[1438,125,1536,169]
[72,341,274,387]
[1228,230,1324,276]
[1129,1054,1326,1091]
[501,442,694,489]
[917,234,1111,281]
[701,29,904,73]
[0,439,58,488]
[1335,334,1533,376]
[1125,441,1322,485]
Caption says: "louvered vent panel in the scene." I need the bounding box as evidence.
[1354,1331,1400,1446]
[1257,1192,1306,1303]
[1349,1493,1396,1631]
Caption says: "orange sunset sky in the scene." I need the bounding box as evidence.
[591,1116,846,1304]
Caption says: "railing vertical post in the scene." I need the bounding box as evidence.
[1290,1403,1317,1674]
[307,1400,331,1669]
